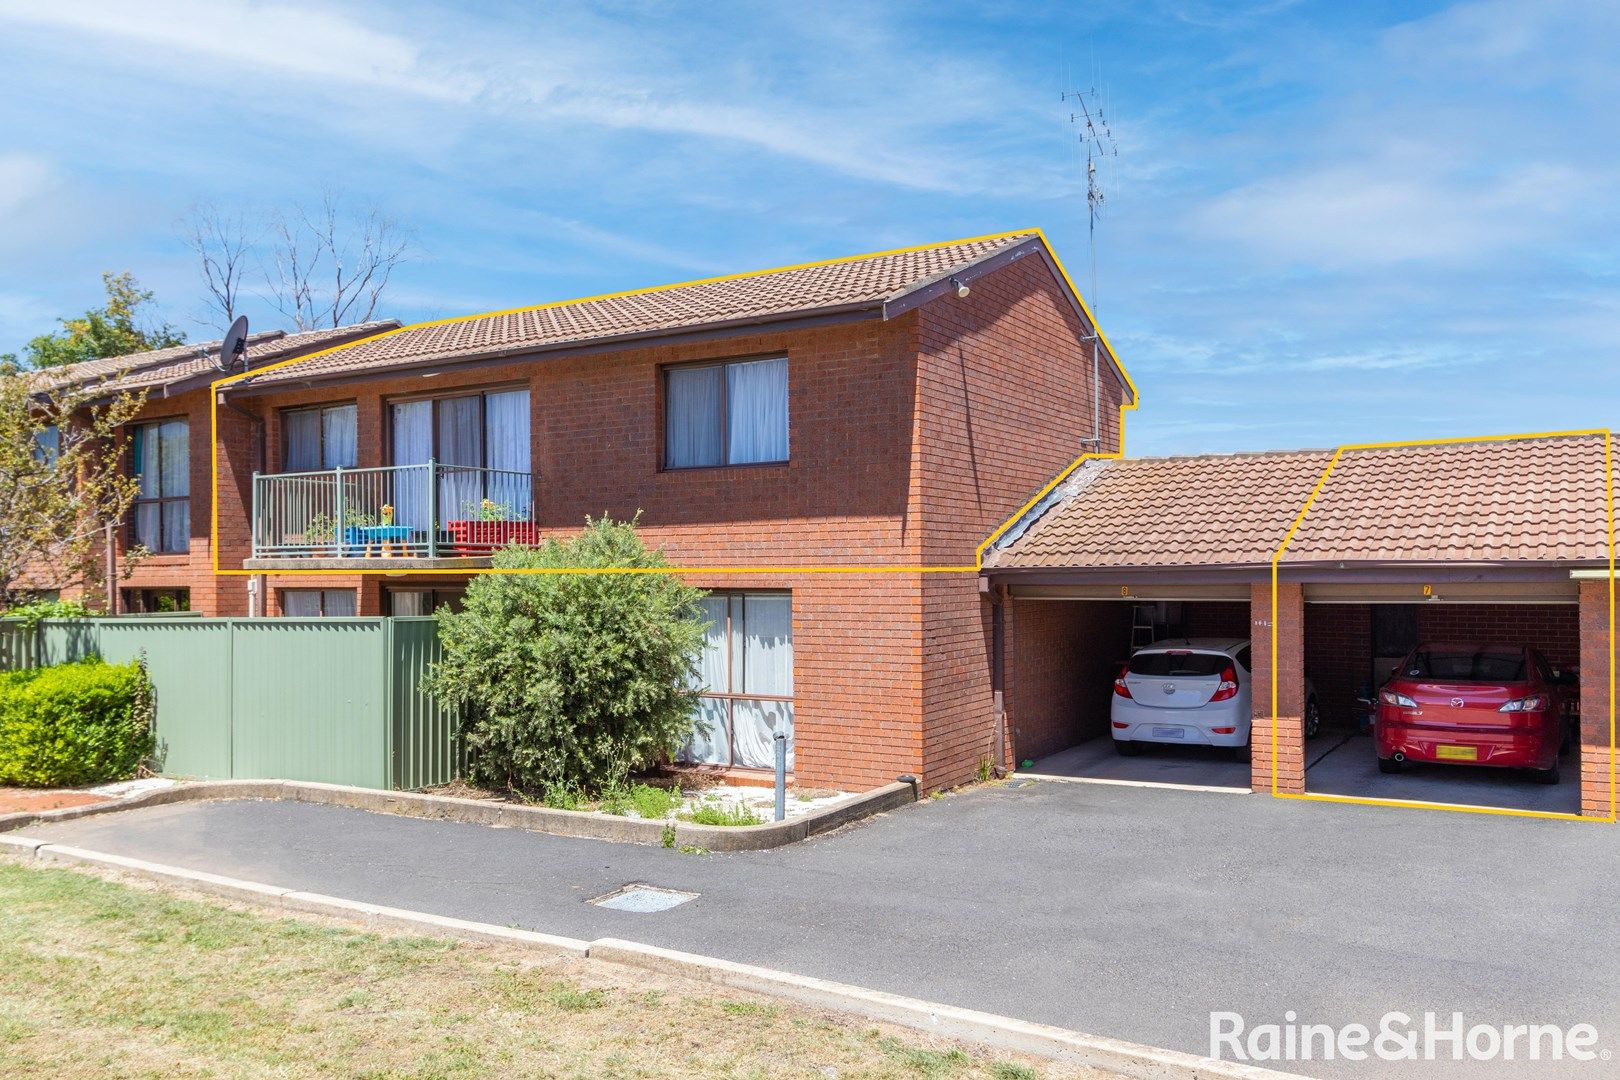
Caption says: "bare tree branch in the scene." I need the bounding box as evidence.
[184,203,255,331]
[261,193,413,331]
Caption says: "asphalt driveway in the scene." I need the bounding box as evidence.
[17,782,1620,1079]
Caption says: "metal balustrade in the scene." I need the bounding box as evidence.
[251,462,537,559]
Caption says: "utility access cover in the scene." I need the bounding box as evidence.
[588,884,698,913]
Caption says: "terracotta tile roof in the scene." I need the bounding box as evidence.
[237,234,1037,387]
[38,322,400,397]
[987,449,1338,569]
[1288,435,1609,563]
[32,330,284,391]
[989,434,1610,570]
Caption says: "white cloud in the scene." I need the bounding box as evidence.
[0,152,57,222]
[0,0,469,101]
[1194,155,1592,267]
[0,0,1042,194]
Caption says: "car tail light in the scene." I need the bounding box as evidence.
[1113,665,1132,699]
[1208,664,1239,702]
[1380,689,1417,708]
[1211,726,1237,735]
[1111,721,1128,729]
[1499,695,1549,713]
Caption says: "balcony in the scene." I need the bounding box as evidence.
[246,462,537,569]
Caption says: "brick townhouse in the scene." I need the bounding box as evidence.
[190,232,1131,791]
[36,322,397,614]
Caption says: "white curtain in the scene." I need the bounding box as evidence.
[158,420,189,553]
[391,401,433,530]
[483,390,531,517]
[726,357,788,464]
[677,595,731,764]
[665,366,723,467]
[731,593,793,768]
[281,590,322,617]
[282,589,356,616]
[323,405,357,468]
[285,410,321,471]
[437,396,483,522]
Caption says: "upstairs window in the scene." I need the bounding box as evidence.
[284,404,357,471]
[664,356,788,468]
[130,418,188,554]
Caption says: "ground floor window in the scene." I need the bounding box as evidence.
[121,588,189,613]
[385,587,465,615]
[281,589,357,617]
[678,591,793,769]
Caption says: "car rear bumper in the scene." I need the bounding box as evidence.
[1375,720,1558,770]
[1110,699,1250,747]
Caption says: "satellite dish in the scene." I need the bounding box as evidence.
[218,316,250,372]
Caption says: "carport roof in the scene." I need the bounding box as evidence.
[986,434,1611,572]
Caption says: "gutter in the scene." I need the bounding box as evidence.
[983,561,1598,587]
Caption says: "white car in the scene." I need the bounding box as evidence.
[1110,637,1319,759]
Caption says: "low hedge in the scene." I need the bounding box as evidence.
[0,658,154,788]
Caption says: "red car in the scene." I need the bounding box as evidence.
[1375,644,1571,785]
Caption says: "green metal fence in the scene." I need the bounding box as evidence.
[0,616,462,790]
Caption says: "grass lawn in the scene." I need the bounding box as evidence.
[0,858,1115,1079]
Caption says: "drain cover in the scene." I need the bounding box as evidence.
[588,884,698,913]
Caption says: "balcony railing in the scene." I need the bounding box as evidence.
[251,462,538,560]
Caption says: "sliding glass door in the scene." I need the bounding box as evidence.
[389,389,531,533]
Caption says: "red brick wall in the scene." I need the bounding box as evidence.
[1417,604,1579,667]
[68,387,252,617]
[1304,605,1373,730]
[1251,582,1305,793]
[1006,599,1133,762]
[1182,601,1250,640]
[1578,580,1614,818]
[912,254,1128,786]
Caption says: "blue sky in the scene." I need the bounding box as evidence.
[0,0,1614,455]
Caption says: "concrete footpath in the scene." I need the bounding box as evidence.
[16,780,1620,1079]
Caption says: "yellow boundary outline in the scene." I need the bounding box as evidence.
[1268,428,1616,823]
[208,226,1136,578]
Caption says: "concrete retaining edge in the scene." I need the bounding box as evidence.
[0,841,1304,1080]
[0,778,916,851]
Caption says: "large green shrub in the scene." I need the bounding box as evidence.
[425,516,708,795]
[0,658,155,787]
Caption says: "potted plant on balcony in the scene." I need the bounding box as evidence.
[448,498,540,555]
[298,511,338,555]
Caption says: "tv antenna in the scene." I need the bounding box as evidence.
[1061,83,1116,312]
[217,316,250,373]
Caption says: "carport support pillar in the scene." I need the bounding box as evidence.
[1578,579,1615,819]
[1250,582,1306,794]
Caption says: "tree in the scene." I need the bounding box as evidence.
[424,516,709,795]
[183,203,255,331]
[264,193,412,331]
[11,273,184,369]
[0,361,147,608]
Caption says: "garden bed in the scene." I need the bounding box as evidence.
[424,777,858,827]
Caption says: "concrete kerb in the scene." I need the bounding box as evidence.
[0,778,916,851]
[0,842,1305,1080]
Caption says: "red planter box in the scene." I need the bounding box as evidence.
[447,520,541,555]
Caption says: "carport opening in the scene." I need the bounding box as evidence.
[1008,596,1255,789]
[1302,601,1581,814]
